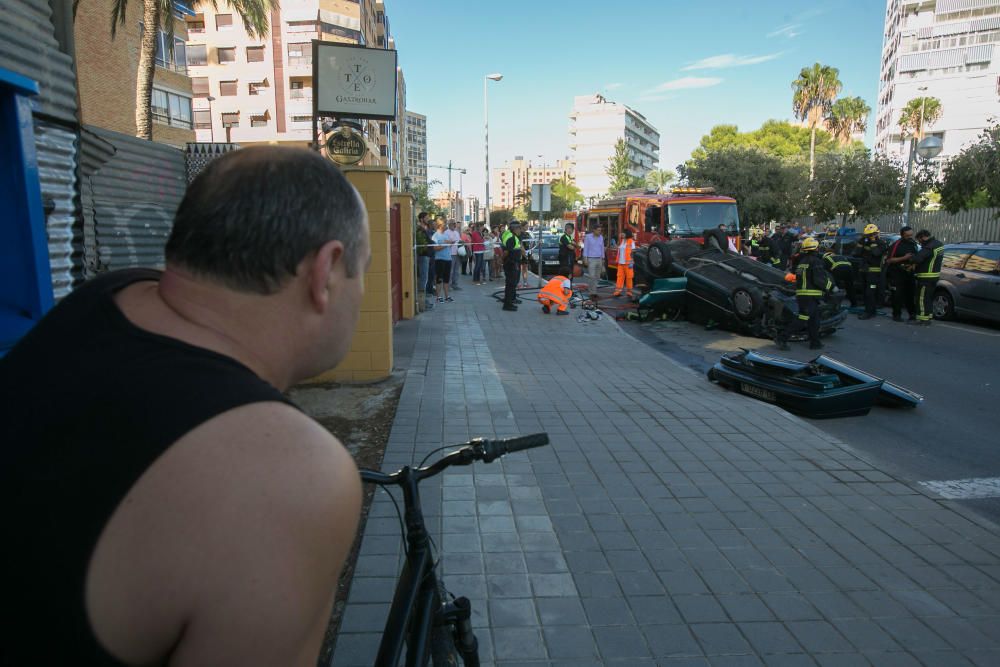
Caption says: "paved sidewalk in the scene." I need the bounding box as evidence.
[332,280,1000,666]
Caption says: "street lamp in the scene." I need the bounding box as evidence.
[484,72,503,228]
[206,95,216,143]
[902,86,929,228]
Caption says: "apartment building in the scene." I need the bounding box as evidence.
[875,0,1000,163]
[463,195,481,223]
[492,157,574,211]
[186,0,407,185]
[405,111,428,188]
[568,93,660,199]
[74,1,195,146]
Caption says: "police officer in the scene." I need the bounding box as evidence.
[558,222,577,282]
[885,225,918,322]
[775,237,831,351]
[821,248,857,308]
[853,223,886,320]
[501,220,523,312]
[908,229,944,326]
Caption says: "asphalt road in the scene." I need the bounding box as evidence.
[621,307,1000,524]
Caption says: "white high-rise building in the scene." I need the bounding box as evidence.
[875,0,1000,164]
[568,94,660,200]
[405,111,428,188]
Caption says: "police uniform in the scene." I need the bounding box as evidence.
[558,230,576,279]
[777,247,831,350]
[909,236,944,324]
[501,227,522,310]
[854,233,886,318]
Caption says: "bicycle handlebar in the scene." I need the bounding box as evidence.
[360,433,550,486]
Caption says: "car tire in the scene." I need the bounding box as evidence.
[647,242,673,277]
[731,285,763,322]
[933,289,955,320]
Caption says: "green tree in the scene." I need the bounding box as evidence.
[828,96,871,145]
[808,149,907,224]
[550,178,583,219]
[940,122,1000,212]
[898,96,943,140]
[645,169,676,193]
[489,209,515,227]
[77,0,276,141]
[606,138,636,194]
[689,120,844,166]
[792,62,843,180]
[412,180,445,218]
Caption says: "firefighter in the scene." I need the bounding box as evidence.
[500,220,523,311]
[538,275,572,315]
[821,248,857,308]
[775,237,832,351]
[885,225,918,322]
[908,229,944,326]
[613,228,636,298]
[558,222,577,282]
[853,223,886,320]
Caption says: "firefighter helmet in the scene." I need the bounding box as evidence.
[863,223,879,235]
[801,237,819,251]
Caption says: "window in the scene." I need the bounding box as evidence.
[943,249,971,269]
[291,115,312,123]
[248,81,267,95]
[219,80,237,96]
[187,44,207,66]
[250,114,267,128]
[191,77,209,97]
[289,80,310,99]
[246,46,265,62]
[218,47,236,64]
[188,19,205,33]
[193,110,211,129]
[140,24,187,72]
[965,249,1000,274]
[667,203,739,237]
[286,20,316,34]
[287,43,311,67]
[221,112,240,128]
[151,88,192,128]
[216,14,233,30]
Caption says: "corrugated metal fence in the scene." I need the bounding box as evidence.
[80,126,188,276]
[824,208,1000,244]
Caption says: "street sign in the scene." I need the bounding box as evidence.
[314,42,398,121]
[530,183,551,212]
[325,125,367,165]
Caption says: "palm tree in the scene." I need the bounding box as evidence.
[828,96,871,145]
[898,96,943,141]
[792,63,843,180]
[77,0,275,140]
[645,168,676,193]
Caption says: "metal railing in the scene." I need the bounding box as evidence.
[826,207,1000,244]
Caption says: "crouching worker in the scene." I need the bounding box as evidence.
[539,275,572,316]
[776,237,832,351]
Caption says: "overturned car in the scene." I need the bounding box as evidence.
[634,235,846,340]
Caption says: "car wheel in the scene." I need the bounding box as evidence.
[933,289,954,320]
[647,242,673,277]
[731,286,763,321]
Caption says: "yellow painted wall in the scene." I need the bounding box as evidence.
[391,193,416,319]
[309,167,393,383]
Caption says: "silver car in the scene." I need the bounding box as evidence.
[934,243,1000,323]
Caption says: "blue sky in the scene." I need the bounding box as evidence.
[388,0,886,200]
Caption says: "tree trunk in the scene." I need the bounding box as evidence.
[809,125,817,181]
[135,0,159,141]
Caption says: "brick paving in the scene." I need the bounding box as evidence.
[331,281,1000,667]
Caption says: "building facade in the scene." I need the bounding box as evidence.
[404,111,427,188]
[74,2,195,146]
[185,0,407,186]
[568,93,660,199]
[875,0,1000,163]
[491,157,574,211]
[463,195,480,223]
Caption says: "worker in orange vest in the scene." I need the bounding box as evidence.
[613,228,636,298]
[538,275,572,315]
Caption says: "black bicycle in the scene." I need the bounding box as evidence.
[359,433,549,666]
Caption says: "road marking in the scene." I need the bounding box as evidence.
[938,323,1000,338]
[919,477,1000,500]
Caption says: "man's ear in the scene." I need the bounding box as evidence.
[308,240,346,312]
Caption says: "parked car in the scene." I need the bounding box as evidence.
[528,233,563,276]
[634,239,846,339]
[933,242,1000,323]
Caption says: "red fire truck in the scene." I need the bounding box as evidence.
[572,187,741,277]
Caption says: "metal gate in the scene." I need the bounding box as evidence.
[390,203,402,324]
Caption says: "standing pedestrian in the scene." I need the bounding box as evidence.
[432,220,454,303]
[423,217,437,297]
[519,226,532,288]
[501,221,523,311]
[445,220,462,291]
[582,225,606,293]
[415,211,434,310]
[493,223,506,282]
[776,237,832,351]
[470,224,486,285]
[460,225,472,275]
[854,223,887,320]
[885,225,918,322]
[558,222,578,281]
[908,229,944,326]
[613,228,636,298]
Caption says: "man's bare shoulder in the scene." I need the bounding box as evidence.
[87,402,361,666]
